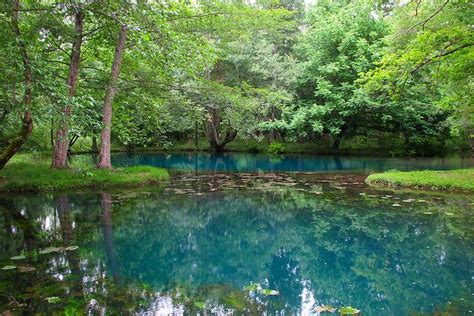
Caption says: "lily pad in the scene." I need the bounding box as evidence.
[10,254,26,260]
[244,283,260,292]
[340,306,360,315]
[18,266,36,273]
[261,289,279,296]
[315,305,336,313]
[39,247,63,254]
[1,265,16,270]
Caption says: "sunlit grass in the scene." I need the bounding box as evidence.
[0,153,168,192]
[366,169,474,192]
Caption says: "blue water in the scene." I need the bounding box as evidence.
[1,173,473,314]
[111,152,474,173]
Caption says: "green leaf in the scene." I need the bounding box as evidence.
[261,289,279,296]
[194,301,206,309]
[243,283,260,292]
[10,254,26,260]
[45,296,61,304]
[2,265,16,270]
[340,306,360,315]
[39,247,63,254]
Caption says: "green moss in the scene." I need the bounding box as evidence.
[0,154,168,193]
[366,169,474,192]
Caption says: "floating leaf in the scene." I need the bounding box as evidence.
[392,203,401,207]
[64,246,79,251]
[445,212,454,216]
[340,306,360,315]
[315,305,336,313]
[45,296,61,304]
[39,247,63,254]
[10,255,26,260]
[261,289,279,296]
[18,266,36,273]
[2,265,16,270]
[194,301,205,309]
[244,283,260,292]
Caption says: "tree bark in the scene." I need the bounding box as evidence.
[52,9,84,169]
[0,0,33,170]
[97,24,127,169]
[203,107,237,152]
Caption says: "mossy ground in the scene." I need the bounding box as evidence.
[366,169,474,192]
[0,153,168,192]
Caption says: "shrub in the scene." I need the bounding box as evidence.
[268,142,285,155]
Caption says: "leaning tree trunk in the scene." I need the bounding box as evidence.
[52,10,84,169]
[0,0,34,170]
[203,107,237,152]
[97,24,127,169]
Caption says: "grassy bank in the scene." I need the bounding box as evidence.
[366,169,474,192]
[0,154,168,193]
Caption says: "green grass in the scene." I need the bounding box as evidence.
[366,169,474,192]
[0,153,169,193]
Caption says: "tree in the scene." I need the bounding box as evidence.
[0,0,33,169]
[51,6,84,168]
[363,0,473,150]
[287,0,388,148]
[97,21,127,168]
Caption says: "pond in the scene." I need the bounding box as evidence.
[1,170,473,314]
[111,152,474,173]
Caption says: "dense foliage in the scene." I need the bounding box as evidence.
[0,0,472,168]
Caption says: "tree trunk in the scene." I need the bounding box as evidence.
[97,24,127,169]
[52,10,84,169]
[203,107,237,152]
[332,137,341,150]
[0,0,33,170]
[91,136,98,153]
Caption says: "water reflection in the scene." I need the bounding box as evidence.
[111,152,474,173]
[0,174,473,314]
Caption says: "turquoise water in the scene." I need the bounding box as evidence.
[111,152,474,173]
[0,172,473,314]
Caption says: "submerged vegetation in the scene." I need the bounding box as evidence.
[367,169,474,192]
[0,154,168,192]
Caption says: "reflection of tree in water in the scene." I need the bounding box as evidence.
[0,195,155,314]
[108,187,473,314]
[0,182,473,314]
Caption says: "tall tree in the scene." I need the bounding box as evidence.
[97,22,127,169]
[51,7,84,168]
[0,0,33,169]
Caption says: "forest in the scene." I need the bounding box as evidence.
[0,0,472,170]
[0,1,474,314]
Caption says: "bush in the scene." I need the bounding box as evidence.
[268,142,285,155]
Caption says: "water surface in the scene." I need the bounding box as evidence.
[111,152,474,173]
[1,173,473,314]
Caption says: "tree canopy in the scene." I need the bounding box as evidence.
[0,0,472,168]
